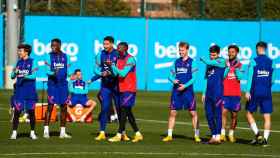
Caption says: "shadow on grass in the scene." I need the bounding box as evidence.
[90,132,116,138]
[160,134,209,142]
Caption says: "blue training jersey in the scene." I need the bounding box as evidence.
[203,57,226,99]
[174,57,194,92]
[251,55,273,98]
[11,58,38,100]
[169,57,198,92]
[45,52,70,84]
[69,79,89,95]
[95,49,119,88]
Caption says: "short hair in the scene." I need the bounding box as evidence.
[209,45,220,54]
[228,44,239,53]
[178,42,189,49]
[118,42,128,49]
[103,36,114,43]
[74,69,81,74]
[18,44,32,56]
[51,38,62,45]
[256,41,267,49]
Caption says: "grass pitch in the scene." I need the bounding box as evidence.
[0,90,279,158]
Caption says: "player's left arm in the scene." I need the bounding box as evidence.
[182,60,198,89]
[234,64,245,81]
[111,56,136,78]
[223,67,230,78]
[200,57,226,68]
[68,80,75,93]
[84,82,89,94]
[42,54,55,76]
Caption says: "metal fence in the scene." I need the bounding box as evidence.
[0,0,279,20]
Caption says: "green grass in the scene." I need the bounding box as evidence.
[0,90,279,158]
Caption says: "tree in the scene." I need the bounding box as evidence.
[86,0,131,16]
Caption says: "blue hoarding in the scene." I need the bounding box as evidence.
[24,16,280,91]
[147,19,260,91]
[24,16,146,90]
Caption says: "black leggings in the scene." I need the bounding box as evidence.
[13,109,35,130]
[118,106,139,133]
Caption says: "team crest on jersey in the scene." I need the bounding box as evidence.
[207,69,215,77]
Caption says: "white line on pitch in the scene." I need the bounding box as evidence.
[0,151,279,157]
[137,118,280,133]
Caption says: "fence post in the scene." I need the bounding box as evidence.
[48,0,52,11]
[80,0,86,16]
[19,0,26,43]
[257,0,263,20]
[6,0,20,89]
[140,0,145,17]
[199,0,205,18]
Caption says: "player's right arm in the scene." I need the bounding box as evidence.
[94,53,102,76]
[168,61,178,84]
[10,64,18,80]
[245,59,256,100]
[200,57,226,68]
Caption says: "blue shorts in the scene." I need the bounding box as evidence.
[47,83,69,105]
[120,92,136,107]
[169,89,196,111]
[13,99,36,112]
[70,94,88,107]
[246,96,273,114]
[98,87,120,109]
[223,96,241,112]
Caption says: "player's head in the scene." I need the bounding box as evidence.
[74,69,82,80]
[51,38,62,53]
[117,42,128,55]
[17,44,32,59]
[178,42,189,58]
[256,41,267,55]
[228,44,239,61]
[209,45,220,59]
[103,36,114,52]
